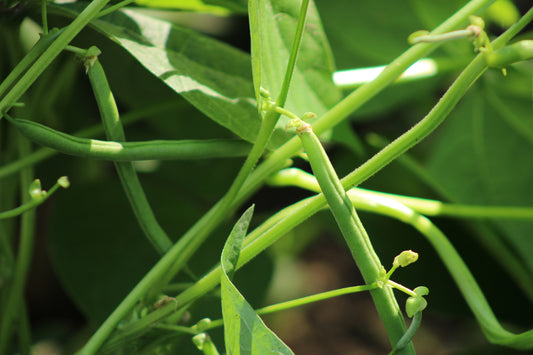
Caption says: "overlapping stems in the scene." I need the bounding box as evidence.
[102,2,533,351]
[2,0,532,352]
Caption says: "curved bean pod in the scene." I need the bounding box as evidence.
[6,115,251,161]
[86,57,175,254]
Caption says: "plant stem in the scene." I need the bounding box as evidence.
[97,0,136,18]
[0,136,36,355]
[99,0,504,341]
[269,167,533,220]
[296,124,412,353]
[204,283,377,331]
[41,0,49,35]
[0,179,64,219]
[275,0,309,109]
[340,5,533,192]
[0,29,64,100]
[0,0,112,119]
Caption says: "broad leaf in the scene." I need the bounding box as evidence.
[221,206,294,355]
[426,69,533,282]
[249,0,341,145]
[51,4,261,145]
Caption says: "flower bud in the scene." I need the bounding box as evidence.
[393,250,419,268]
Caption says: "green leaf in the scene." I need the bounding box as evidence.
[249,0,341,146]
[202,0,248,13]
[133,0,241,14]
[426,71,533,282]
[220,206,293,355]
[51,3,261,145]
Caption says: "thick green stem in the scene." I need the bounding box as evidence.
[297,124,412,353]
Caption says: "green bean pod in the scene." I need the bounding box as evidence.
[6,116,251,161]
[86,57,173,254]
[486,40,533,68]
[296,122,413,354]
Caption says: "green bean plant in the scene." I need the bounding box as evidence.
[1,0,533,354]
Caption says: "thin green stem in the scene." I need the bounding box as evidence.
[337,7,533,192]
[411,29,475,44]
[41,0,49,35]
[275,0,309,108]
[152,324,197,335]
[269,167,533,220]
[268,167,533,302]
[204,283,377,331]
[0,136,36,355]
[0,178,65,219]
[386,281,417,298]
[0,29,64,100]
[97,0,136,18]
[390,312,422,355]
[17,303,31,355]
[176,0,531,328]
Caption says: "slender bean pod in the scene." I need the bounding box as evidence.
[5,116,251,161]
[86,56,173,254]
[294,121,413,354]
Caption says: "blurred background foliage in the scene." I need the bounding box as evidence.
[0,0,532,353]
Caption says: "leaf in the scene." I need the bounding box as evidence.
[426,70,533,281]
[51,3,261,145]
[133,0,241,14]
[220,206,294,355]
[249,0,341,146]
